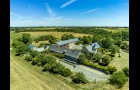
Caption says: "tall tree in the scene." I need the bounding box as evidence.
[61,33,75,40]
[21,33,32,44]
[102,38,114,49]
[15,43,29,56]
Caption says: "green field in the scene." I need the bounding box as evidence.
[103,28,129,33]
[20,31,93,39]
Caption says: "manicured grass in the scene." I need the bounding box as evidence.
[109,50,129,71]
[20,31,93,39]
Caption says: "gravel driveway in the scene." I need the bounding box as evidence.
[58,60,109,82]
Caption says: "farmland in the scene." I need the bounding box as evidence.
[10,26,129,90]
[20,31,93,39]
[103,28,129,33]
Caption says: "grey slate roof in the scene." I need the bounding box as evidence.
[28,44,48,52]
[49,45,67,54]
[91,42,100,48]
[56,38,79,46]
[49,45,81,59]
[44,45,50,49]
[85,45,95,53]
[84,42,100,53]
[28,44,35,49]
[65,49,81,59]
[33,47,45,52]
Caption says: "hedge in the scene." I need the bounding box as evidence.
[82,60,116,74]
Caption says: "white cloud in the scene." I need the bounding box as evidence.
[44,3,55,17]
[10,12,32,18]
[41,17,63,21]
[60,0,77,8]
[80,8,100,14]
[40,3,72,25]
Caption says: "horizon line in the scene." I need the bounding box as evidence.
[10,26,129,27]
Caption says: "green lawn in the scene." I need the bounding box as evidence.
[109,50,129,71]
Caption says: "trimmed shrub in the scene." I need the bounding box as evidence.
[109,71,128,88]
[122,67,129,77]
[61,68,73,77]
[93,53,102,62]
[43,63,53,71]
[25,55,33,61]
[30,50,39,58]
[102,55,111,65]
[77,54,87,64]
[50,62,65,74]
[72,72,88,84]
[43,62,73,77]
[107,66,117,74]
[82,60,108,74]
[109,54,115,57]
[31,58,38,65]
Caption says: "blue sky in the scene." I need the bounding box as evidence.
[10,0,129,27]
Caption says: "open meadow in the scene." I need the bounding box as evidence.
[20,31,93,39]
[103,28,129,33]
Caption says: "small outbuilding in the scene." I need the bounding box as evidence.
[82,42,100,54]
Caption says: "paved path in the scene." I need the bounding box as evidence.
[58,60,109,82]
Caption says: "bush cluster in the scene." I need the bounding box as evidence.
[25,54,72,77]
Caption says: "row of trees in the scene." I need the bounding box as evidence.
[13,27,111,35]
[12,33,32,56]
[13,27,129,41]
[61,33,75,40]
[34,35,57,44]
[26,51,89,83]
[79,53,113,66]
[25,53,73,77]
[77,54,117,75]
